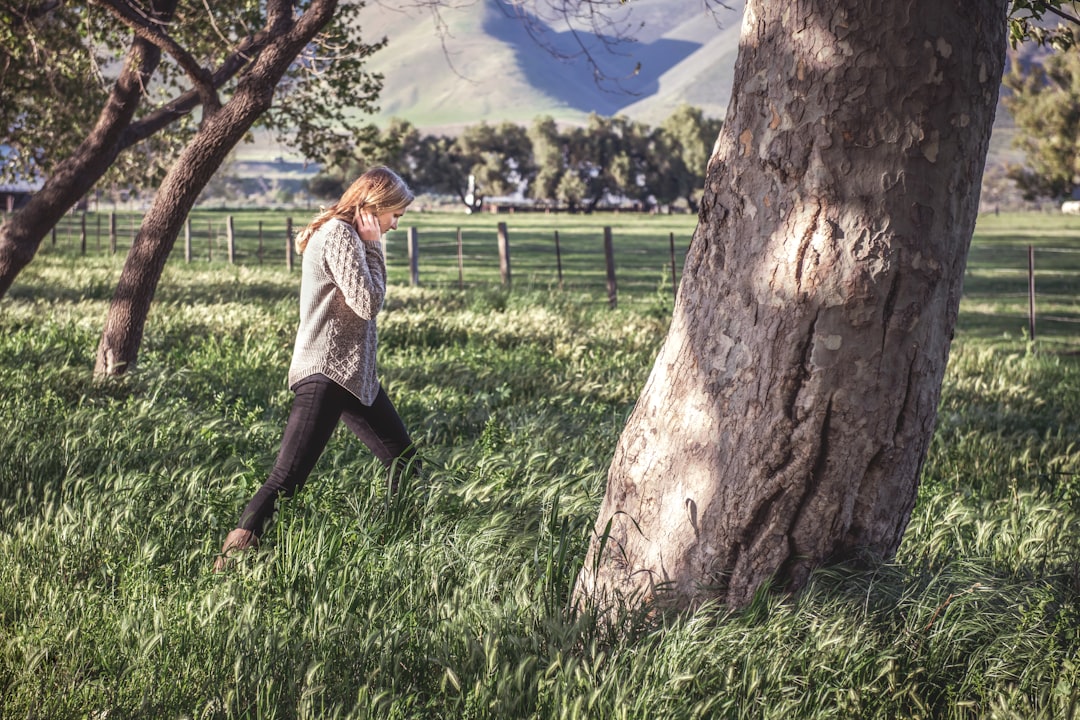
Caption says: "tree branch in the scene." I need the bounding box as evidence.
[91,0,222,114]
[1,0,62,22]
[121,0,302,149]
[122,31,267,147]
[1047,4,1080,25]
[265,0,294,30]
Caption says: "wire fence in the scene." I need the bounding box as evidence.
[34,209,693,307]
[23,209,1080,344]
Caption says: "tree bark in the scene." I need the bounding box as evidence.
[575,0,1008,611]
[94,0,339,376]
[0,2,173,298]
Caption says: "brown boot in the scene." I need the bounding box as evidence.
[213,528,259,573]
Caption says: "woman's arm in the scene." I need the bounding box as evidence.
[322,221,386,320]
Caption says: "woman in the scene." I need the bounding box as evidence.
[214,166,417,571]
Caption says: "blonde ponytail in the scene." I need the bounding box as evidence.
[295,207,334,254]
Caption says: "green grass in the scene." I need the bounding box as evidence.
[36,208,696,307]
[1,212,1079,718]
[34,208,1080,347]
[959,212,1080,351]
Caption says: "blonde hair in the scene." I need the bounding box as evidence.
[295,166,414,254]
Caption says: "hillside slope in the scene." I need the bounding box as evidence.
[245,0,1017,171]
[354,0,743,127]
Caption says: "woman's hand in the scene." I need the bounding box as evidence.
[353,208,382,243]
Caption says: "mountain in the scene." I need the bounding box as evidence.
[246,0,1018,169]
[353,0,745,129]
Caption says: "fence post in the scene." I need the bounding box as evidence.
[184,218,192,263]
[96,214,101,252]
[109,213,117,254]
[1028,244,1036,342]
[669,231,678,297]
[604,226,617,309]
[258,220,264,265]
[79,212,87,256]
[497,221,511,287]
[207,220,213,262]
[286,217,294,272]
[554,230,563,290]
[226,215,235,264]
[51,226,57,246]
[408,226,420,286]
[457,227,464,290]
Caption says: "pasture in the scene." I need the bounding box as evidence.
[0,211,1078,718]
[37,208,1080,347]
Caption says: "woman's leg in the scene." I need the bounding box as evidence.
[236,375,346,535]
[339,386,418,493]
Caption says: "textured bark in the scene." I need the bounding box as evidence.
[576,0,1008,611]
[94,0,339,375]
[0,0,174,298]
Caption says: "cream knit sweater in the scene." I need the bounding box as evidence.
[287,218,386,405]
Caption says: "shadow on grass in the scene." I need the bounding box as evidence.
[954,310,1029,341]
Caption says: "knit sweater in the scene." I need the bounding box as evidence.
[288,218,386,405]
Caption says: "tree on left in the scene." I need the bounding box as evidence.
[0,0,384,374]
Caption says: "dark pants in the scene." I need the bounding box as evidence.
[238,374,416,535]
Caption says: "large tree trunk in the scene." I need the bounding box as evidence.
[94,0,339,376]
[0,7,172,298]
[575,0,1007,611]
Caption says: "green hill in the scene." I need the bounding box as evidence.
[244,0,1018,171]
[355,0,1017,162]
[355,0,745,129]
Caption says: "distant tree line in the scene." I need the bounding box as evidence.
[308,105,722,213]
[1001,5,1080,203]
[1003,47,1080,202]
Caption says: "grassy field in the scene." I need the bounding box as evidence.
[961,213,1080,351]
[38,208,1080,347]
[42,207,698,303]
[1,211,1078,718]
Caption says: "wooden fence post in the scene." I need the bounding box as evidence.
[96,214,101,252]
[554,230,563,290]
[497,221,511,287]
[109,213,117,254]
[1028,244,1036,342]
[604,226,617,309]
[408,226,420,286]
[226,215,235,264]
[184,218,192,263]
[669,231,678,297]
[258,220,264,265]
[286,217,294,272]
[457,227,464,290]
[51,226,56,246]
[79,212,87,255]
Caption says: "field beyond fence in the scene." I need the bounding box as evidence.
[33,208,695,302]
[24,208,1080,350]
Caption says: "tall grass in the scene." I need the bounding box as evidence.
[1,217,1078,718]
